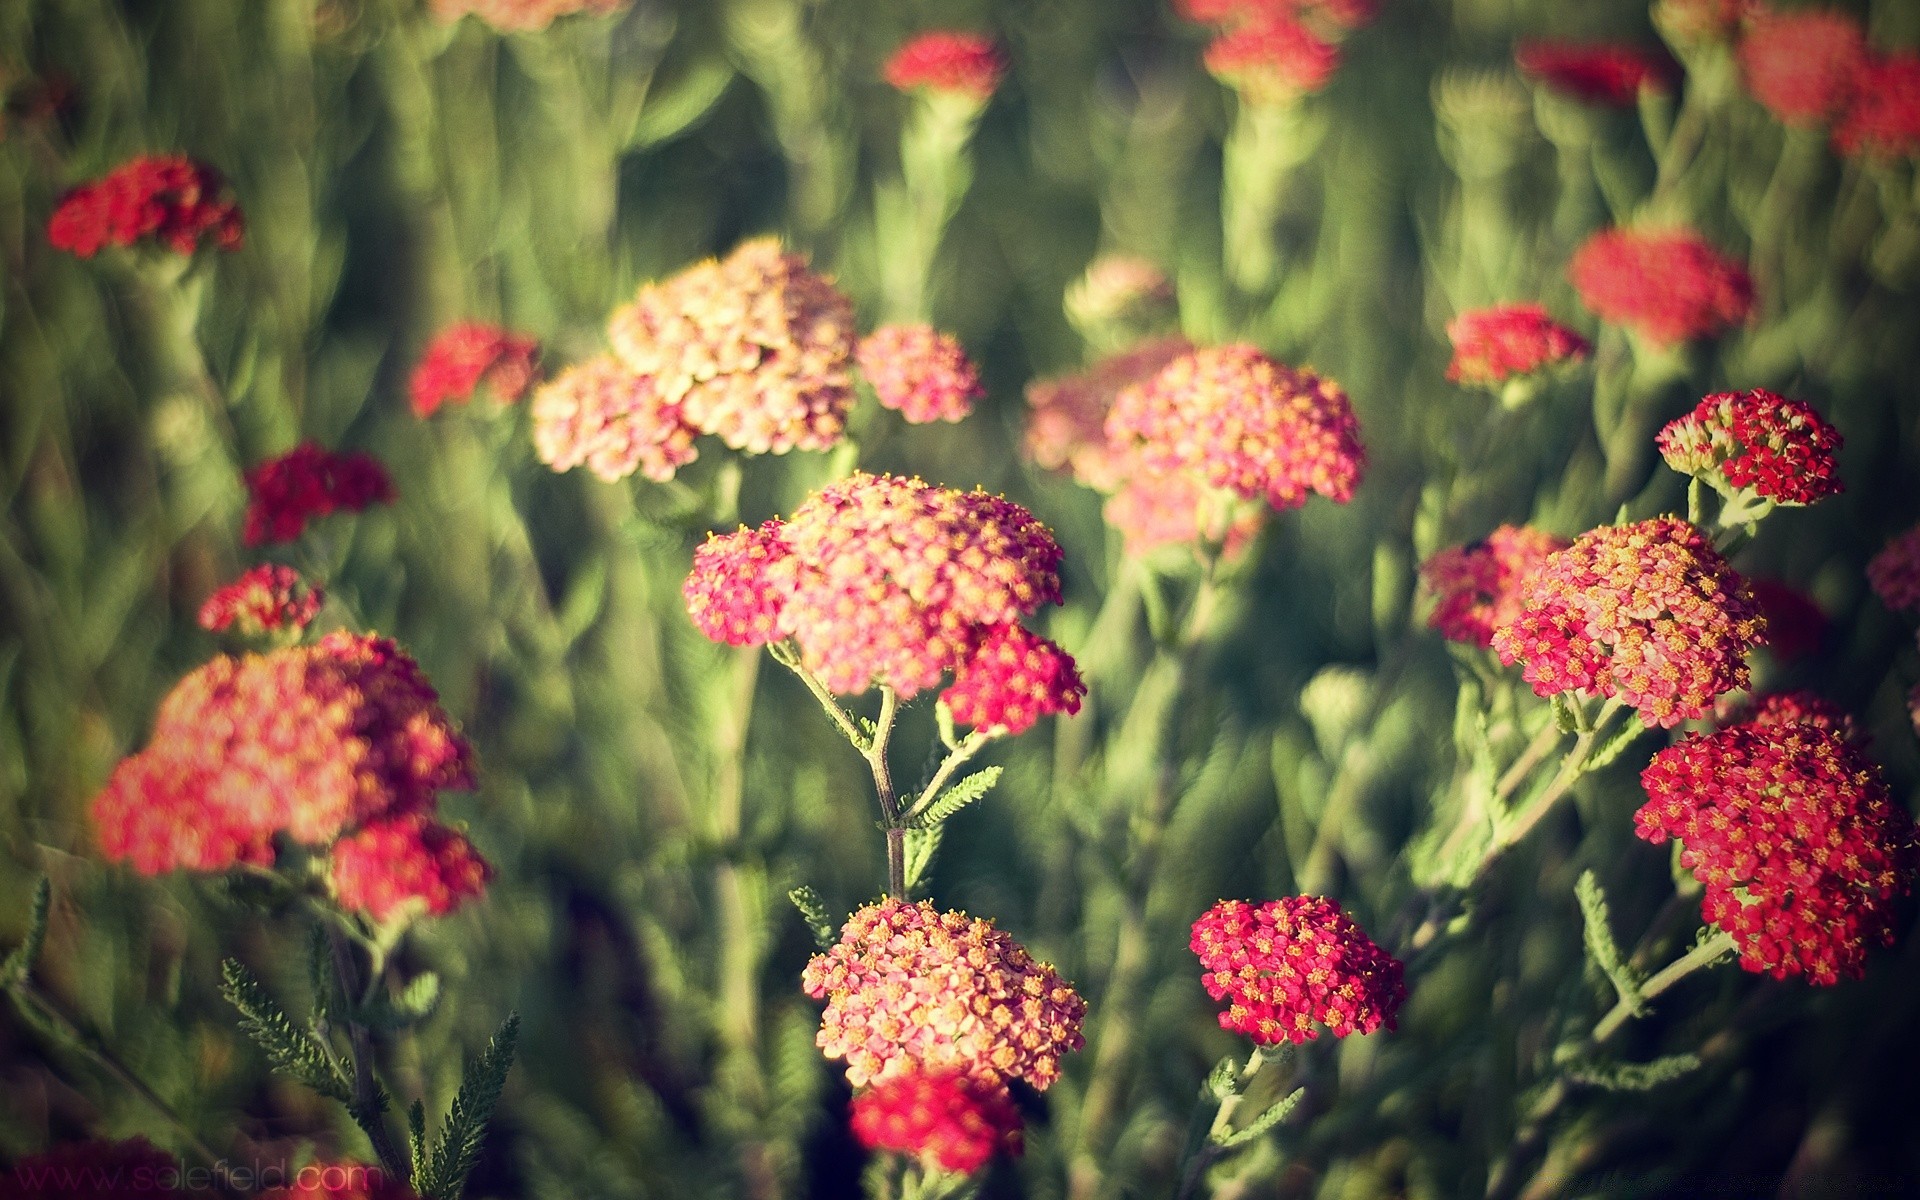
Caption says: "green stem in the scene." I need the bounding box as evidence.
[1589,929,1737,1044]
[326,926,410,1185]
[901,730,995,826]
[865,687,906,897]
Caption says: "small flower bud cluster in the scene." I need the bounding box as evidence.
[1491,517,1765,728]
[242,442,395,547]
[1419,525,1570,648]
[1444,304,1591,389]
[883,32,1007,100]
[856,324,984,424]
[1190,897,1407,1045]
[1656,388,1844,506]
[1568,228,1754,348]
[198,564,324,637]
[1636,721,1917,985]
[409,322,540,417]
[47,154,243,258]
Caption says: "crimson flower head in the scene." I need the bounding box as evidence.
[607,237,856,456]
[409,321,540,417]
[1106,343,1366,513]
[198,564,323,637]
[1191,897,1406,1045]
[1831,52,1920,160]
[883,32,1007,101]
[1636,722,1917,985]
[849,1068,1023,1176]
[1419,525,1570,648]
[1656,388,1844,506]
[1867,523,1920,613]
[1719,689,1861,746]
[1516,39,1675,108]
[1024,336,1195,492]
[1490,517,1765,728]
[531,355,698,483]
[1176,0,1378,32]
[48,154,243,258]
[328,814,493,922]
[1568,227,1754,348]
[856,324,985,424]
[940,622,1086,735]
[242,441,394,546]
[1445,304,1591,389]
[802,898,1086,1089]
[1737,7,1867,126]
[1203,17,1342,104]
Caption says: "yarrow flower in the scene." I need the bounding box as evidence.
[91,632,485,921]
[1024,336,1195,492]
[1831,52,1920,160]
[1719,689,1861,746]
[1203,17,1342,103]
[1737,7,1866,126]
[1444,304,1591,389]
[802,898,1086,1089]
[607,238,856,456]
[856,325,984,424]
[530,355,698,483]
[257,1162,421,1200]
[47,154,243,258]
[1568,227,1755,348]
[242,441,394,546]
[939,622,1087,735]
[1106,343,1367,512]
[1744,577,1827,661]
[1190,897,1407,1045]
[327,814,493,921]
[1515,39,1675,108]
[1636,722,1917,985]
[427,0,628,32]
[409,321,540,417]
[1866,523,1920,613]
[1419,525,1571,648]
[1655,388,1844,506]
[849,1068,1023,1175]
[198,564,323,637]
[684,473,1071,701]
[882,32,1007,101]
[6,1138,194,1198]
[1490,517,1765,728]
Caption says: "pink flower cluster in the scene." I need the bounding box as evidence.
[409,321,540,417]
[1637,720,1916,985]
[856,324,984,424]
[1656,388,1844,506]
[47,154,244,258]
[1419,525,1570,648]
[1568,228,1755,348]
[1202,17,1342,103]
[242,442,395,546]
[684,473,1083,732]
[198,564,324,637]
[1729,4,1920,158]
[848,1068,1023,1175]
[1190,897,1406,1045]
[91,631,488,922]
[1490,517,1765,728]
[1515,39,1676,108]
[1444,305,1590,389]
[1867,524,1920,613]
[883,32,1008,101]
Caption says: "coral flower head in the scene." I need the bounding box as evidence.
[47,154,243,258]
[1190,897,1407,1045]
[410,322,540,417]
[1831,53,1920,160]
[1419,525,1570,648]
[849,1069,1023,1175]
[883,32,1007,101]
[1445,304,1591,389]
[1737,7,1867,125]
[1655,388,1844,506]
[531,355,699,483]
[1516,39,1676,108]
[1568,228,1754,347]
[1204,17,1342,104]
[856,324,985,424]
[1866,523,1920,614]
[198,564,324,637]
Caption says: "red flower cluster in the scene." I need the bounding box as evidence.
[1737,7,1866,126]
[1744,577,1827,661]
[849,1068,1024,1175]
[856,324,985,424]
[409,321,540,417]
[1190,897,1406,1045]
[427,0,627,31]
[1636,721,1917,985]
[882,32,1007,101]
[1831,53,1920,160]
[684,474,1082,728]
[257,1162,421,1200]
[198,564,323,637]
[91,631,488,921]
[1419,525,1570,648]
[1655,388,1844,506]
[1107,344,1367,512]
[1516,39,1675,108]
[242,442,394,546]
[1568,228,1755,348]
[6,1138,192,1198]
[599,237,855,459]
[1866,523,1920,613]
[530,356,697,483]
[1490,518,1765,728]
[802,898,1086,1090]
[328,814,494,921]
[1720,689,1861,746]
[47,154,243,258]
[1203,17,1343,103]
[1444,304,1591,388]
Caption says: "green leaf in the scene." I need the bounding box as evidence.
[419,1013,521,1200]
[1565,1053,1701,1092]
[787,886,837,950]
[1550,693,1579,735]
[903,825,943,894]
[1,876,51,989]
[629,59,735,149]
[408,1099,430,1187]
[1581,718,1649,774]
[306,926,336,1030]
[360,972,443,1031]
[1574,872,1644,1016]
[910,766,1002,830]
[555,556,608,649]
[220,959,352,1103]
[1204,1055,1241,1100]
[1215,1086,1305,1148]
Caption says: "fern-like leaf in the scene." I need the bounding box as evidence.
[1215,1086,1305,1148]
[911,766,1002,830]
[1566,1053,1701,1092]
[1,876,51,989]
[220,959,351,1103]
[419,1013,520,1200]
[1575,871,1644,1015]
[787,887,837,949]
